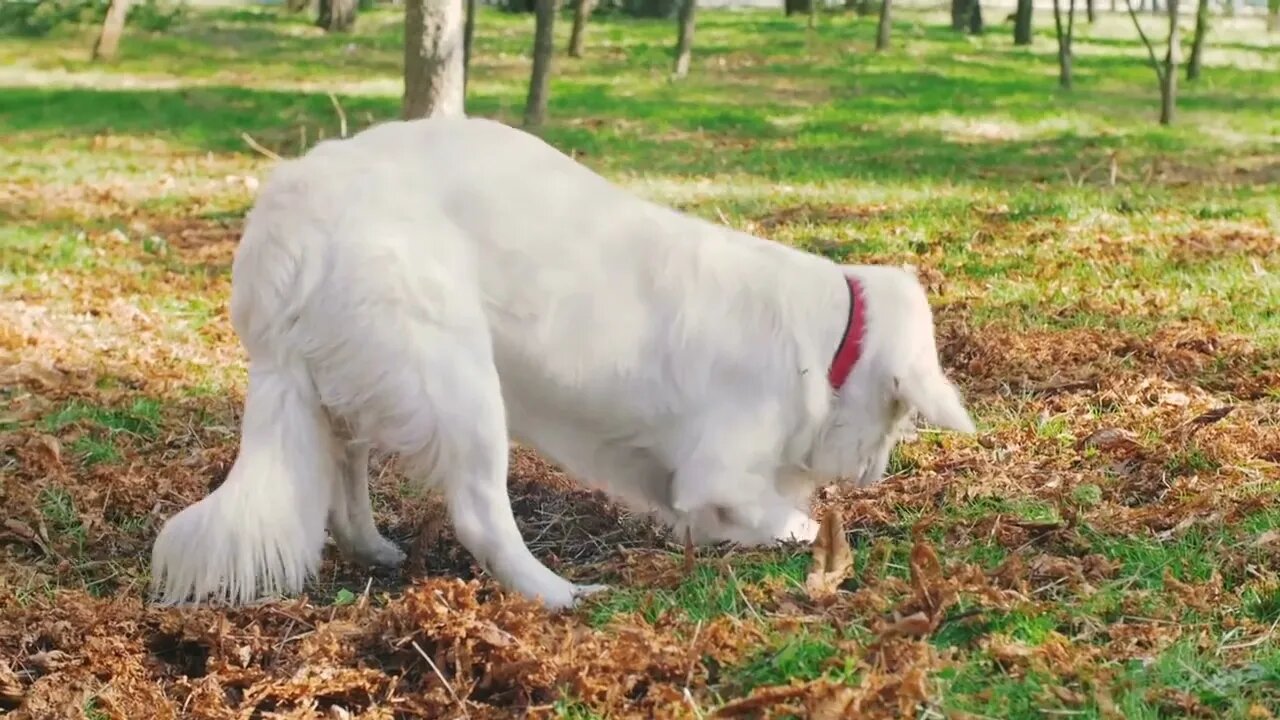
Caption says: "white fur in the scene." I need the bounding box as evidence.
[150,117,974,611]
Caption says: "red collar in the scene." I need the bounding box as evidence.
[828,275,865,390]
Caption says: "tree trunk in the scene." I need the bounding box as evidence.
[875,0,892,48]
[1014,0,1032,44]
[785,0,811,15]
[950,0,965,29]
[464,0,476,90]
[1052,0,1076,89]
[1160,0,1179,124]
[673,0,697,76]
[808,0,817,27]
[1086,0,1095,21]
[317,0,359,32]
[968,0,984,33]
[1269,0,1279,32]
[569,0,593,57]
[404,0,466,119]
[856,0,873,15]
[524,0,556,128]
[1186,0,1208,80]
[92,0,131,61]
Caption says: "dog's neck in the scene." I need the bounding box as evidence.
[827,274,866,391]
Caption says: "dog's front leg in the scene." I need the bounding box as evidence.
[435,360,605,610]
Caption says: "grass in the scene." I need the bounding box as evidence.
[1,2,1278,718]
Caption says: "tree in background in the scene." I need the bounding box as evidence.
[1052,0,1076,88]
[1269,0,1279,32]
[875,0,892,49]
[524,0,556,127]
[1126,0,1180,124]
[92,0,131,61]
[464,0,477,88]
[785,0,812,16]
[317,0,358,31]
[1086,0,1095,22]
[1013,0,1033,45]
[569,0,593,57]
[1186,0,1209,80]
[673,0,698,76]
[952,0,983,33]
[404,0,466,118]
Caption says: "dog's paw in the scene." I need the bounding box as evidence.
[573,583,610,602]
[354,537,408,569]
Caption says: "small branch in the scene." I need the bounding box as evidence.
[411,640,470,718]
[241,132,283,161]
[328,91,349,138]
[1125,0,1166,82]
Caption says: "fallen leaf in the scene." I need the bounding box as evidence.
[1189,406,1234,426]
[28,649,72,672]
[881,611,932,639]
[1252,530,1280,548]
[713,684,808,716]
[1077,427,1142,454]
[805,508,853,600]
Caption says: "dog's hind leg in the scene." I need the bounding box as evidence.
[327,439,407,569]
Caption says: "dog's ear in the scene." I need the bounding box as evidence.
[894,369,975,434]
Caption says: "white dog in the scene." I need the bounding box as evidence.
[150,117,975,610]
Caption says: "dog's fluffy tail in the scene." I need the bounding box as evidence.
[151,361,335,606]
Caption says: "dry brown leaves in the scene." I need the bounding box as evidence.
[804,509,854,601]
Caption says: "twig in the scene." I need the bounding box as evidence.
[241,132,283,161]
[328,92,349,138]
[411,640,470,718]
[1125,0,1166,82]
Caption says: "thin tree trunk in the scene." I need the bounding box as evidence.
[785,0,811,15]
[1160,0,1179,124]
[1014,0,1033,44]
[317,0,359,32]
[1269,0,1279,32]
[875,0,892,49]
[1186,0,1208,80]
[1052,0,1076,89]
[463,0,476,90]
[950,0,965,29]
[404,0,466,119]
[808,0,817,27]
[1110,0,1116,11]
[968,0,984,33]
[1086,0,1096,21]
[92,0,131,61]
[569,0,593,57]
[524,0,556,127]
[673,0,697,77]
[1125,0,1177,124]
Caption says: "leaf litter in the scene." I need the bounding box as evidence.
[3,156,1280,718]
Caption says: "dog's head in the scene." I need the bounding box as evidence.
[806,264,974,488]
